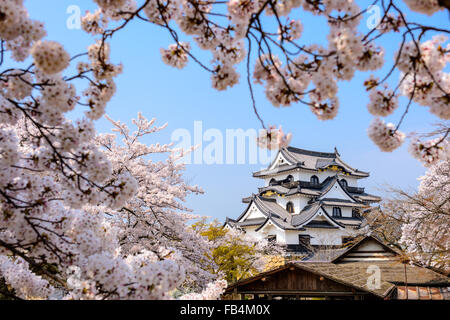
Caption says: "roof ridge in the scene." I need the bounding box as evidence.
[286,146,336,158]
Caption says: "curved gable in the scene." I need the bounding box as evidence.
[237,201,267,222]
[268,150,292,170]
[319,177,358,202]
[294,204,345,229]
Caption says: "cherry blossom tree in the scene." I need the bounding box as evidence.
[94,114,216,291]
[0,0,226,298]
[0,0,449,299]
[399,159,449,272]
[0,109,223,299]
[370,159,449,272]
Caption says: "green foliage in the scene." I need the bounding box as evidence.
[191,219,260,284]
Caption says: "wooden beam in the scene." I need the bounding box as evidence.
[237,290,369,296]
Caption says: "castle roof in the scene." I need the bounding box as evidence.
[253,146,370,178]
[226,193,364,232]
[255,175,380,204]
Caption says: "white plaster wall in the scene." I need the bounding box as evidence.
[246,225,357,246]
[298,171,359,187]
[339,175,358,187]
[321,205,352,218]
[284,231,301,245]
[298,229,352,246]
[242,226,259,240]
[257,224,287,244]
[268,196,309,215]
[357,240,385,251]
[263,171,361,189]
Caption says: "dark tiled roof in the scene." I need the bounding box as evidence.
[303,221,339,229]
[254,196,289,221]
[285,146,336,159]
[233,195,298,231]
[291,202,321,227]
[353,193,382,202]
[299,261,449,297]
[253,146,370,178]
[236,217,267,227]
[258,185,291,195]
[257,176,378,206]
[253,163,303,177]
[321,199,368,208]
[225,260,449,299]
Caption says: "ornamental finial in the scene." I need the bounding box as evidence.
[334,146,340,156]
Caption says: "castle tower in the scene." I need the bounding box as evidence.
[224,146,381,252]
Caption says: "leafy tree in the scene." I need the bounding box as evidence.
[193,219,280,283]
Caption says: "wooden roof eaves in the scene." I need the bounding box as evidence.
[225,264,292,291]
[335,154,370,177]
[330,235,400,264]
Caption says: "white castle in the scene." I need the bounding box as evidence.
[224,146,381,252]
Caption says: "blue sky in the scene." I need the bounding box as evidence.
[18,0,449,221]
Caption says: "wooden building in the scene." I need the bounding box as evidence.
[224,236,450,300]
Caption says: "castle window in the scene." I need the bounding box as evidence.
[332,207,342,218]
[341,179,348,189]
[352,209,360,218]
[269,178,277,186]
[286,202,294,214]
[298,235,311,247]
[310,175,319,185]
[286,175,294,183]
[267,235,276,243]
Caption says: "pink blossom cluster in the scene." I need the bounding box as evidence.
[180,279,228,300]
[409,137,449,167]
[367,118,405,152]
[367,81,399,117]
[256,125,292,150]
[398,36,450,121]
[0,256,53,299]
[403,0,444,15]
